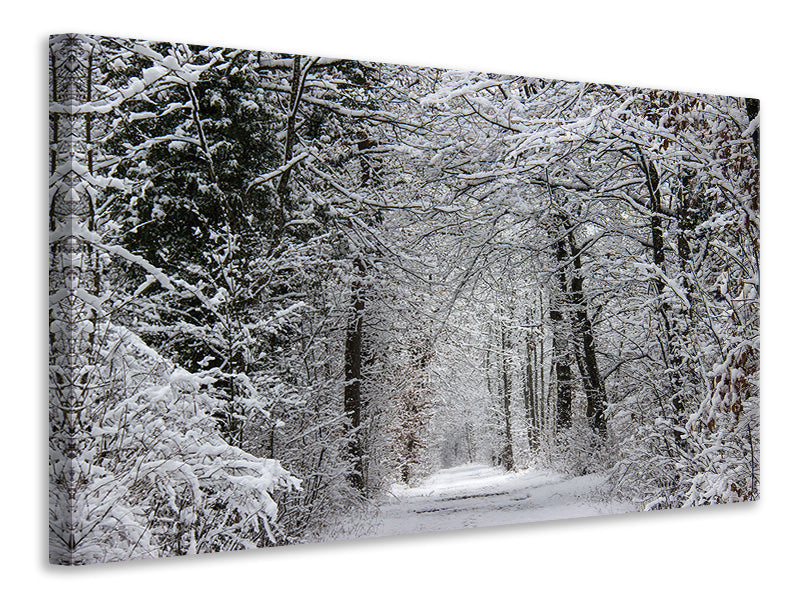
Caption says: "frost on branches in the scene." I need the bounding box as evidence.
[49,33,759,563]
[49,324,300,564]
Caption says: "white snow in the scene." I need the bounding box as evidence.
[355,464,635,539]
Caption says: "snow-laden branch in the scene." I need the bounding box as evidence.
[245,151,312,197]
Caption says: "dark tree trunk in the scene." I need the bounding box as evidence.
[344,257,366,491]
[640,155,688,448]
[564,224,608,438]
[551,234,573,432]
[274,55,302,246]
[538,290,546,439]
[676,169,700,313]
[554,359,572,431]
[523,306,538,450]
[499,319,515,470]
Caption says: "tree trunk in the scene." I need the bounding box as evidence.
[524,305,538,451]
[641,155,687,448]
[344,257,366,491]
[499,318,515,470]
[551,234,573,432]
[465,422,474,463]
[563,223,608,438]
[274,55,303,247]
[538,290,547,443]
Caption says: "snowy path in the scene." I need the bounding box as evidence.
[365,464,636,538]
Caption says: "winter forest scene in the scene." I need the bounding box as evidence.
[49,33,760,565]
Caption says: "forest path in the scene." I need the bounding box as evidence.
[367,463,635,537]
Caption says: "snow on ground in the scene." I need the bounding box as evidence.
[357,463,636,539]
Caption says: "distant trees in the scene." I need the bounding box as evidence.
[390,71,759,496]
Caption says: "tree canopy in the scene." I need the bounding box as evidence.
[49,33,759,564]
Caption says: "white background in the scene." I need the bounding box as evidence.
[6,1,796,597]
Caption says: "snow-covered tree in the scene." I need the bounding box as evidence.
[50,34,759,563]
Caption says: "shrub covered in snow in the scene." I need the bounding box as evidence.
[49,323,300,564]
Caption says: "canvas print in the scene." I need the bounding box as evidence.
[48,33,760,565]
